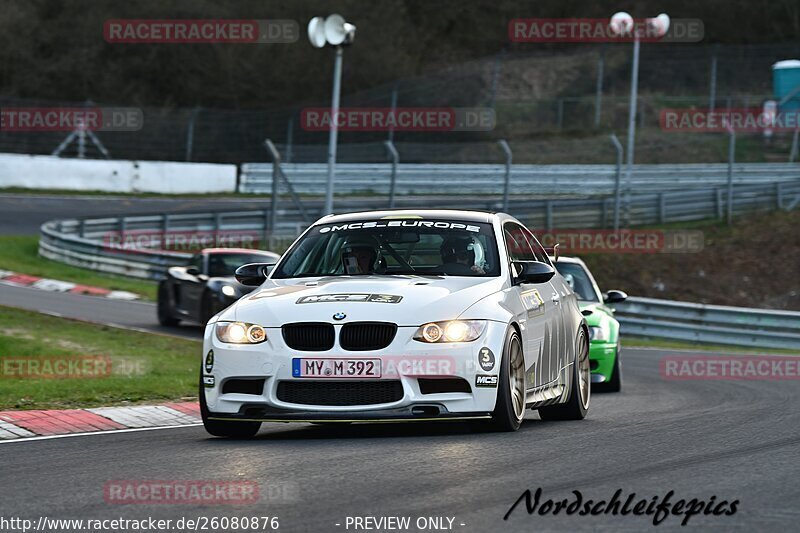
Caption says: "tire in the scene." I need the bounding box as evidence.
[488,328,526,432]
[157,283,180,326]
[594,344,622,393]
[200,370,261,438]
[538,328,590,421]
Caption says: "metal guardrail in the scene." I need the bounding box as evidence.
[39,178,800,279]
[239,162,800,196]
[39,215,800,348]
[611,297,800,350]
[39,212,303,280]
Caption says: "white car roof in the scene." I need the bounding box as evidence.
[317,209,498,225]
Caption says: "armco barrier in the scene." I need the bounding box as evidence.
[39,178,800,279]
[612,297,800,350]
[239,162,800,196]
[39,212,303,280]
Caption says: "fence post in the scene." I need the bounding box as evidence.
[727,126,735,225]
[384,140,399,208]
[776,182,783,210]
[546,201,553,230]
[715,188,723,219]
[610,134,623,230]
[498,140,512,212]
[659,193,666,224]
[78,219,85,238]
[263,139,282,232]
[264,139,309,224]
[185,107,200,162]
[119,217,127,244]
[790,128,799,163]
[388,82,399,144]
[214,213,222,246]
[601,199,608,228]
[708,45,718,112]
[556,99,564,130]
[285,118,294,164]
[594,45,605,129]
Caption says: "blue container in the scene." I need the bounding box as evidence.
[773,60,800,112]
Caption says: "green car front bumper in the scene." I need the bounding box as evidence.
[589,341,618,383]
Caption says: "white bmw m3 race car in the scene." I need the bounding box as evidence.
[200,210,589,436]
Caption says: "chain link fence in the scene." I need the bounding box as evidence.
[1,44,798,165]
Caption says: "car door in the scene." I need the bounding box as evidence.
[524,228,570,385]
[503,222,561,391]
[177,253,207,318]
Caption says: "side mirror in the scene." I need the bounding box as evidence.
[235,262,274,286]
[544,243,560,262]
[512,261,555,284]
[185,266,201,277]
[603,290,628,304]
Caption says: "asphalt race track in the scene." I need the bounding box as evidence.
[1,345,798,531]
[2,195,799,531]
[0,283,202,340]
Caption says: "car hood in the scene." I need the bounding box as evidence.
[225,275,505,327]
[578,301,613,327]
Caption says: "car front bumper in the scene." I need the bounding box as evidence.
[589,341,617,383]
[201,320,508,420]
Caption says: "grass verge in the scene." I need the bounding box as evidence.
[624,336,798,355]
[0,235,157,300]
[0,305,200,410]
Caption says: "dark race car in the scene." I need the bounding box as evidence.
[157,248,280,326]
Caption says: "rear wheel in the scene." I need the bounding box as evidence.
[157,283,179,326]
[200,371,261,438]
[488,328,526,432]
[594,345,622,393]
[538,328,590,421]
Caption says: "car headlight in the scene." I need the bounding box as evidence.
[588,326,609,342]
[414,320,487,343]
[215,321,267,344]
[221,285,238,298]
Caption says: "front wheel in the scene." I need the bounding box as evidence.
[200,371,261,438]
[487,328,526,432]
[157,283,180,326]
[538,328,590,421]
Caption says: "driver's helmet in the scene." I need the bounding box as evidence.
[440,234,484,268]
[341,233,381,274]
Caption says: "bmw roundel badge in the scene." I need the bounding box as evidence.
[333,312,347,321]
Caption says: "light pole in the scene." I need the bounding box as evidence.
[308,14,356,215]
[608,12,669,225]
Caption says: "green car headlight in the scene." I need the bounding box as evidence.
[588,326,609,342]
[215,321,267,344]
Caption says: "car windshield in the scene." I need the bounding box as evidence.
[273,219,500,278]
[555,262,600,302]
[207,253,272,277]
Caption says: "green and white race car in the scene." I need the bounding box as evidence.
[554,256,627,392]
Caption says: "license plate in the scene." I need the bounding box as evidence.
[292,358,381,378]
